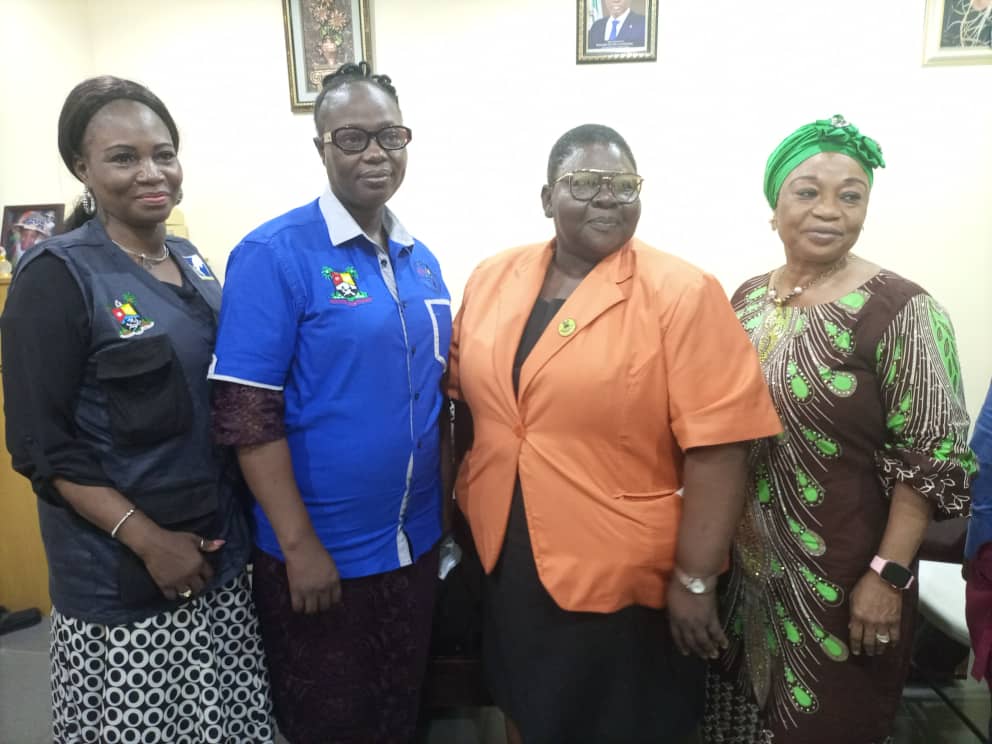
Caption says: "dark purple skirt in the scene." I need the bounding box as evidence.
[252,543,439,744]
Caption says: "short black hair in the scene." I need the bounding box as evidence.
[57,76,180,230]
[546,124,637,184]
[313,61,399,133]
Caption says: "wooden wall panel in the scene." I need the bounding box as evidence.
[0,277,52,613]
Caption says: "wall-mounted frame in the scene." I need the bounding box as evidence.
[577,0,658,64]
[283,0,375,112]
[1,204,64,269]
[923,0,992,66]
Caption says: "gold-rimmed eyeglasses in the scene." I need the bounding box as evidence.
[322,126,413,153]
[552,169,644,204]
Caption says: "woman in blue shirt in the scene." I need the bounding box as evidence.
[210,62,451,743]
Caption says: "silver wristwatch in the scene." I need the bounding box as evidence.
[673,567,718,595]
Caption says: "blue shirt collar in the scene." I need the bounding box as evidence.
[318,186,414,254]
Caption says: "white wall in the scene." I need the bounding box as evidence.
[0,0,91,208]
[3,0,991,416]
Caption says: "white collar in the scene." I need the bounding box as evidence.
[318,186,414,250]
[608,8,631,26]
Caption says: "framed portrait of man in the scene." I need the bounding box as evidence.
[283,0,375,111]
[923,0,992,65]
[577,0,658,64]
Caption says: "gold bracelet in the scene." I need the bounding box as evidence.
[110,507,137,539]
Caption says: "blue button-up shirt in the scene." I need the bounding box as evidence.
[967,381,992,560]
[210,189,451,577]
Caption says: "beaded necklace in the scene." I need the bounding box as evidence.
[767,256,848,307]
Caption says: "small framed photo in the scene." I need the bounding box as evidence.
[1,204,64,269]
[577,0,658,64]
[923,0,992,66]
[282,0,374,112]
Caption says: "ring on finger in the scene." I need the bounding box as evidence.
[199,538,205,550]
[875,632,891,644]
[178,588,193,599]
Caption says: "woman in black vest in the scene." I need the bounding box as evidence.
[1,76,274,744]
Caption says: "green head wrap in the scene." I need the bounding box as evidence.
[763,115,885,209]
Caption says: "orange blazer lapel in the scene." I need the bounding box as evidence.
[492,243,553,407]
[517,242,634,401]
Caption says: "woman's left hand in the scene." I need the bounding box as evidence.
[667,583,727,659]
[848,570,902,656]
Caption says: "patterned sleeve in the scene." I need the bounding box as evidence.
[211,381,286,448]
[874,293,975,518]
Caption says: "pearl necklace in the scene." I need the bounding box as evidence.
[767,256,848,307]
[112,240,169,270]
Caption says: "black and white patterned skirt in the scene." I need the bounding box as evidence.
[50,571,275,744]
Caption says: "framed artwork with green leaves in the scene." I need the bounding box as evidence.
[282,0,374,111]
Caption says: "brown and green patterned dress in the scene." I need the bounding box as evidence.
[703,270,974,744]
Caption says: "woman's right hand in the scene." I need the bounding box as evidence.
[136,528,222,601]
[283,534,342,614]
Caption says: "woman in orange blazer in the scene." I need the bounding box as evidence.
[447,124,782,744]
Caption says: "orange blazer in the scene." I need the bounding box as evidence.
[447,239,781,613]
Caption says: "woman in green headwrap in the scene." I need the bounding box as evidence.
[702,116,975,744]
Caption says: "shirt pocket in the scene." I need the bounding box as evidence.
[95,335,194,447]
[612,487,679,502]
[411,296,451,372]
[608,488,682,569]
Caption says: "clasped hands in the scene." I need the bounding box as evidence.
[847,569,902,657]
[139,528,225,601]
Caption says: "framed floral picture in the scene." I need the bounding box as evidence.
[0,203,64,270]
[282,0,374,111]
[576,0,658,65]
[923,0,992,65]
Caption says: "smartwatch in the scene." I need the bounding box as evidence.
[673,567,718,595]
[870,555,915,590]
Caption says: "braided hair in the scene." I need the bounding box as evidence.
[313,61,399,133]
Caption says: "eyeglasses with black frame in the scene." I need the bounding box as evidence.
[552,168,644,204]
[322,126,413,153]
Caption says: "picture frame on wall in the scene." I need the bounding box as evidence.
[923,0,992,66]
[282,0,375,112]
[0,204,64,269]
[577,0,658,64]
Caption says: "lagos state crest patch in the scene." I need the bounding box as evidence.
[110,292,155,338]
[322,266,371,305]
